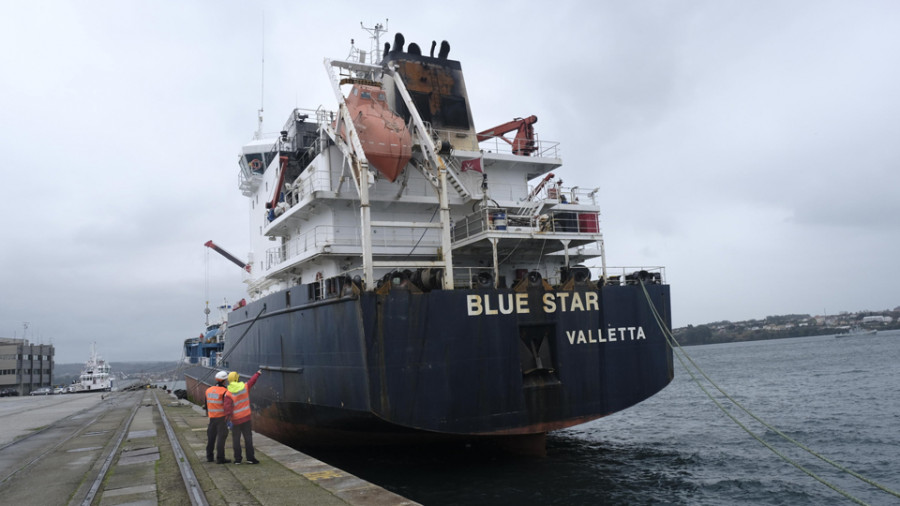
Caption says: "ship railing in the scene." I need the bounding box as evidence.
[431,127,561,159]
[523,184,600,206]
[452,207,602,242]
[262,224,445,272]
[280,171,333,208]
[452,265,666,289]
[305,264,611,291]
[452,208,493,239]
[599,266,667,286]
[238,167,263,197]
[264,246,287,271]
[262,170,334,227]
[450,266,570,289]
[289,107,330,134]
[359,175,535,205]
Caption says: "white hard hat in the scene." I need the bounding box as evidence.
[215,370,228,381]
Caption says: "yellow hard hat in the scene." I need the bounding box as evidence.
[227,371,240,383]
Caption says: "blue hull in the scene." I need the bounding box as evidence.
[185,281,672,447]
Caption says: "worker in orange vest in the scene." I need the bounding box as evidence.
[224,369,261,464]
[205,370,231,464]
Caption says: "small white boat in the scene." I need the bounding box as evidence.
[836,326,878,338]
[75,343,113,392]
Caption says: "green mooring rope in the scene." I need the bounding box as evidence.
[639,281,900,505]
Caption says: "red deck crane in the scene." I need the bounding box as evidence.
[204,240,251,273]
[476,115,538,156]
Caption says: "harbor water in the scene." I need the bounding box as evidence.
[302,330,900,505]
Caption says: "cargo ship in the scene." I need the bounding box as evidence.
[183,23,673,452]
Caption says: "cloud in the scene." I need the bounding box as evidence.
[2,0,900,364]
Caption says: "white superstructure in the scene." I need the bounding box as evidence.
[230,29,634,304]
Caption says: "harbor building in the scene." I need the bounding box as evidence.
[0,338,54,396]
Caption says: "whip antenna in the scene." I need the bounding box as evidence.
[255,13,265,139]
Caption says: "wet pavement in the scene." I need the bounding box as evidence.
[0,388,419,505]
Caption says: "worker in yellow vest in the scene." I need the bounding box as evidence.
[224,369,261,464]
[205,370,231,463]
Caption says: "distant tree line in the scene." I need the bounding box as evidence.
[674,309,900,346]
[674,323,837,346]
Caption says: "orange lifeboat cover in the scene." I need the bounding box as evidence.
[342,84,412,182]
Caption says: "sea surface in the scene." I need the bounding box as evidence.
[303,330,900,505]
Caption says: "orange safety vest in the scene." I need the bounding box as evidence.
[205,385,227,418]
[226,383,251,420]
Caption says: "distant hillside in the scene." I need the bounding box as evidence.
[674,308,900,345]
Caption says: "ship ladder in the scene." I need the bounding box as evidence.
[418,121,470,199]
[515,198,545,225]
[441,155,472,199]
[638,281,900,506]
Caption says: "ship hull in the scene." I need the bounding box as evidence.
[184,281,673,448]
[73,385,111,393]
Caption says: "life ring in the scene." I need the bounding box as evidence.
[249,159,262,170]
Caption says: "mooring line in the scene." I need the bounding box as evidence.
[639,281,900,505]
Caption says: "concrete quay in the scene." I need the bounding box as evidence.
[0,389,420,505]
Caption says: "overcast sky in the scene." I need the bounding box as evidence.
[2,1,899,364]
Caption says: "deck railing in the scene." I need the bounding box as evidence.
[453,207,602,242]
[442,128,561,159]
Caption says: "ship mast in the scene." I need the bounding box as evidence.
[360,19,388,64]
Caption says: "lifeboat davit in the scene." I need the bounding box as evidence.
[341,83,412,182]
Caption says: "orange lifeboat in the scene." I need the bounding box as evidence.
[341,83,412,182]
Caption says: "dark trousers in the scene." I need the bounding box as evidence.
[206,417,228,462]
[231,419,255,462]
